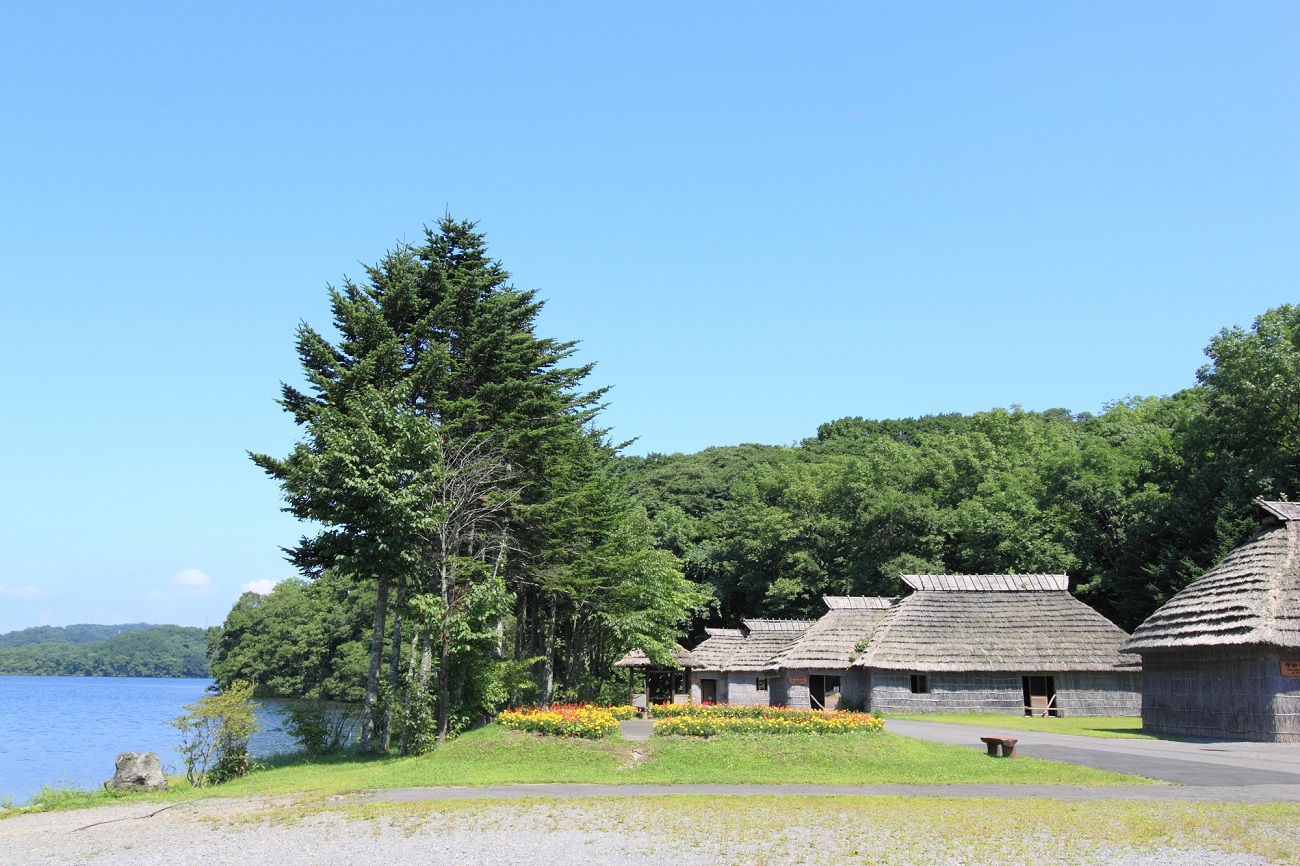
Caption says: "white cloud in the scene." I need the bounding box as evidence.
[240,579,277,596]
[0,584,40,598]
[170,569,216,595]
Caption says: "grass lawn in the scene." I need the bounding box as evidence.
[886,713,1162,739]
[5,723,1151,815]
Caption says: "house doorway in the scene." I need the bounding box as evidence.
[699,678,717,704]
[1022,675,1058,716]
[809,675,841,710]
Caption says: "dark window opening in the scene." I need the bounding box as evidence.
[756,677,768,692]
[910,674,929,694]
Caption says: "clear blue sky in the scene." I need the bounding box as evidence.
[1,2,1296,634]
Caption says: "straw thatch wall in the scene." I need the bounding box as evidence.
[868,671,1025,714]
[1056,672,1143,716]
[776,669,868,710]
[1139,647,1300,742]
[727,674,774,706]
[865,670,1140,716]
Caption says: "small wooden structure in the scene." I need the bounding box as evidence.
[614,645,698,711]
[1121,500,1300,742]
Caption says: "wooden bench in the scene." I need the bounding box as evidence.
[979,736,1018,758]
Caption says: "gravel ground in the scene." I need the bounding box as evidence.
[0,796,1289,866]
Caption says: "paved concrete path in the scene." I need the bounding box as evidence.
[619,719,655,742]
[884,718,1300,787]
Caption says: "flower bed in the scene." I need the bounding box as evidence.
[497,704,620,738]
[650,704,884,737]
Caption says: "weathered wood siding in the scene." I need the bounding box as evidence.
[778,670,868,710]
[727,675,772,706]
[868,671,1023,714]
[868,670,1140,716]
[1139,648,1300,742]
[688,673,729,705]
[1055,671,1141,717]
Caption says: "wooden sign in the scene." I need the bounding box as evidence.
[1281,660,1300,678]
[788,675,807,685]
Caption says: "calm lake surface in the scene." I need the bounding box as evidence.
[0,676,300,804]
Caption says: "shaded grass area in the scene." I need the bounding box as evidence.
[344,795,1300,865]
[886,713,1162,739]
[1,724,1149,816]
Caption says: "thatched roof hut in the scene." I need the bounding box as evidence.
[1122,500,1300,654]
[723,619,815,671]
[766,597,898,671]
[1120,501,1300,741]
[853,574,1136,672]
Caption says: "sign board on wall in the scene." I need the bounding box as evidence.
[788,676,807,685]
[1281,660,1300,678]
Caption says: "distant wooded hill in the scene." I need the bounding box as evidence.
[0,624,212,678]
[0,622,156,649]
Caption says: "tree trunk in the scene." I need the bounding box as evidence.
[436,554,452,746]
[541,596,557,706]
[360,573,389,753]
[436,627,451,746]
[381,574,406,752]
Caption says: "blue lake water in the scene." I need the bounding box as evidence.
[0,676,300,804]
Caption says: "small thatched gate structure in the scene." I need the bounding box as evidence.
[614,645,698,710]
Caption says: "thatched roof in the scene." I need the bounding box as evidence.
[767,597,899,671]
[723,619,816,671]
[1122,502,1300,653]
[902,574,1069,591]
[614,644,699,668]
[853,576,1135,672]
[689,628,747,670]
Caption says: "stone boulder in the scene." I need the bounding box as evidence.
[104,751,168,791]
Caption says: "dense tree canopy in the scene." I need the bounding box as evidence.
[619,305,1300,633]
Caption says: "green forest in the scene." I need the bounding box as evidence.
[0,625,212,678]
[210,215,1299,753]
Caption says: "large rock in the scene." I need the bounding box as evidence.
[104,751,168,791]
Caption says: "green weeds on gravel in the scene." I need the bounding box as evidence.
[337,796,1300,865]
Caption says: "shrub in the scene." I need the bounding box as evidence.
[170,681,262,787]
[278,701,360,757]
